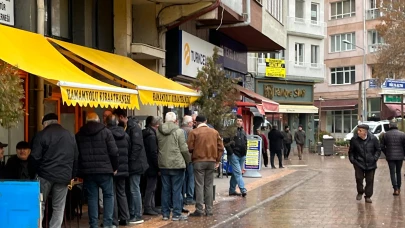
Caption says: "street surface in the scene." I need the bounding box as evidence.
[75,152,405,228]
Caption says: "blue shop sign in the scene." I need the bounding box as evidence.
[382,79,405,89]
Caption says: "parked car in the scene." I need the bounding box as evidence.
[344,120,390,141]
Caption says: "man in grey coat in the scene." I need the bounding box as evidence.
[380,119,405,196]
[294,125,306,160]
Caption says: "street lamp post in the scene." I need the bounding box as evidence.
[343,39,366,122]
[318,97,324,144]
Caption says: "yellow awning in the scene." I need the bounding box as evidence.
[49,39,200,108]
[0,25,139,109]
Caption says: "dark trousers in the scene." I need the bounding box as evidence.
[354,165,375,198]
[388,160,403,190]
[144,175,157,210]
[270,150,283,168]
[284,143,291,159]
[113,178,129,226]
[193,162,215,214]
[262,149,269,167]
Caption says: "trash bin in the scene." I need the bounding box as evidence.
[322,138,335,156]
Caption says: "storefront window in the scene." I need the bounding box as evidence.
[368,98,381,119]
[45,0,72,40]
[328,109,358,136]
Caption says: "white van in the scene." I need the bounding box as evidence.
[343,120,390,141]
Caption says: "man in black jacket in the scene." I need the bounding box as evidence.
[380,119,405,196]
[4,141,36,180]
[348,124,381,203]
[114,108,149,224]
[31,113,79,228]
[143,116,162,215]
[76,112,119,228]
[106,114,131,226]
[268,125,285,169]
[224,115,247,197]
[0,142,7,179]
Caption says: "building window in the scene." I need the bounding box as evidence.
[368,30,384,52]
[264,0,283,23]
[311,3,319,24]
[311,45,319,67]
[330,66,355,85]
[331,32,356,52]
[329,110,358,134]
[330,0,356,20]
[45,0,72,40]
[295,43,304,65]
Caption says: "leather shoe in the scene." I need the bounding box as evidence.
[393,189,400,196]
[279,166,285,168]
[271,166,277,169]
[229,192,242,196]
[189,211,204,217]
[182,208,189,213]
[365,197,372,203]
[144,209,159,216]
[356,194,362,200]
[242,191,247,197]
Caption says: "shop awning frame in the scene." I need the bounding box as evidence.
[235,85,279,112]
[278,105,319,114]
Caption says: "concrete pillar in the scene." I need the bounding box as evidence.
[114,0,132,56]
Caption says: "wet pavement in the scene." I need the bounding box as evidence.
[72,152,405,228]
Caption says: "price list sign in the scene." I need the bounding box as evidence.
[244,137,262,170]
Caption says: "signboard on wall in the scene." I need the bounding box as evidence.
[383,94,403,104]
[244,135,262,178]
[256,81,314,104]
[265,58,286,78]
[180,30,223,78]
[0,0,14,26]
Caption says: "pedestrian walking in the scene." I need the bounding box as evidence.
[348,124,381,203]
[224,114,247,197]
[257,129,269,167]
[106,114,131,226]
[380,119,405,196]
[268,125,284,169]
[113,108,149,225]
[181,115,196,205]
[187,116,224,217]
[76,113,119,228]
[294,125,306,160]
[156,112,191,221]
[31,113,78,228]
[281,126,293,160]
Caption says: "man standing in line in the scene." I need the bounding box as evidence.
[187,116,224,216]
[380,119,405,196]
[268,125,284,169]
[282,126,293,160]
[348,124,381,203]
[31,113,78,228]
[0,142,8,179]
[224,115,247,197]
[294,125,306,160]
[113,108,149,224]
[106,114,131,226]
[157,112,191,221]
[181,115,196,205]
[143,116,162,215]
[76,113,119,228]
[257,129,269,167]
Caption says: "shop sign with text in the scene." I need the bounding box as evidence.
[138,90,199,108]
[256,81,313,103]
[265,58,286,78]
[0,0,14,26]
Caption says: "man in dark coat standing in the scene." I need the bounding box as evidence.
[76,112,119,228]
[4,141,36,180]
[31,113,79,228]
[268,125,284,169]
[348,124,381,203]
[257,129,269,167]
[114,108,149,224]
[143,116,162,215]
[281,126,293,160]
[106,114,131,226]
[380,119,405,196]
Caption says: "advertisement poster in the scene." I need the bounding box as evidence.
[244,136,262,170]
[265,58,286,78]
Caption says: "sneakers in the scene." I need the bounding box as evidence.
[229,192,242,196]
[162,216,169,221]
[242,191,247,197]
[189,211,204,217]
[172,215,188,221]
[356,194,362,201]
[129,218,144,224]
[365,197,372,203]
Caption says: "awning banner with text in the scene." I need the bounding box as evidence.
[139,90,199,108]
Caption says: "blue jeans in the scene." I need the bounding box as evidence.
[84,174,114,228]
[182,163,195,203]
[128,174,142,220]
[229,154,247,194]
[161,169,185,217]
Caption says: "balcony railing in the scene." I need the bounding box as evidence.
[366,8,382,20]
[287,16,326,38]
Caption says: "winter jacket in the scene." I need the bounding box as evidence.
[143,127,159,176]
[268,129,284,151]
[348,132,381,171]
[76,121,119,176]
[108,125,130,177]
[282,131,293,144]
[187,124,224,163]
[157,121,191,169]
[0,160,5,179]
[126,117,149,175]
[30,123,79,184]
[224,127,247,158]
[4,155,36,180]
[294,130,306,145]
[380,127,405,161]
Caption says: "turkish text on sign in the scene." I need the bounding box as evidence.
[152,92,191,105]
[66,88,132,104]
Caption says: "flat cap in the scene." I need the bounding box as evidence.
[357,124,369,130]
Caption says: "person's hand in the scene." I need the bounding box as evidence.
[113,170,118,175]
[266,149,270,154]
[215,162,220,169]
